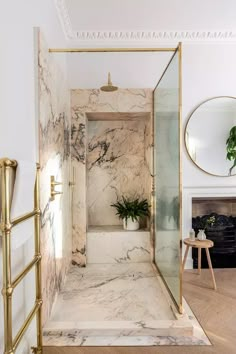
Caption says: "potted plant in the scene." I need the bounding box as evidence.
[158,196,179,230]
[226,126,236,175]
[111,196,150,231]
[197,215,215,240]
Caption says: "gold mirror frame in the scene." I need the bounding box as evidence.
[184,96,236,177]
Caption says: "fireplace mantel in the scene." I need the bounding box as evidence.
[183,186,236,269]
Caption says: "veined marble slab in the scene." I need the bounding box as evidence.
[87,227,151,263]
[87,118,152,227]
[38,31,72,324]
[43,263,210,346]
[43,334,209,346]
[47,263,172,322]
[43,319,193,337]
[71,89,154,266]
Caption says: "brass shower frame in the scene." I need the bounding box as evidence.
[0,158,42,354]
[0,46,182,353]
[48,44,183,314]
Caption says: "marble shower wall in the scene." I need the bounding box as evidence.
[71,89,153,266]
[88,118,151,226]
[38,32,71,324]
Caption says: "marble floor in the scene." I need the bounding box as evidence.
[43,263,210,346]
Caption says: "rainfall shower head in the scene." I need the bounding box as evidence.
[100,72,118,92]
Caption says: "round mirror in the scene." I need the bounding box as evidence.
[185,96,236,177]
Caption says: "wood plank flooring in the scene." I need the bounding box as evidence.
[43,268,236,354]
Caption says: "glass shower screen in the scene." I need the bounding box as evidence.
[153,47,182,313]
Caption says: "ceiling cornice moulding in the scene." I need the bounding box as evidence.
[55,0,236,42]
[71,30,236,42]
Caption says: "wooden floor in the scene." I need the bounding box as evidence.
[43,268,236,354]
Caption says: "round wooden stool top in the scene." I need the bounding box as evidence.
[184,238,214,249]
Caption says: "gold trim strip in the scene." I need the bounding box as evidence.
[12,210,37,227]
[49,47,177,53]
[153,42,183,314]
[152,262,181,313]
[12,255,41,289]
[178,42,183,314]
[12,300,42,352]
[34,164,43,353]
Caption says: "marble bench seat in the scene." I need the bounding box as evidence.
[87,225,151,263]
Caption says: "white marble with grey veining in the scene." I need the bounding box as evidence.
[87,119,151,227]
[43,263,210,346]
[38,31,72,324]
[43,334,209,346]
[71,89,153,266]
[46,263,173,322]
[87,227,151,263]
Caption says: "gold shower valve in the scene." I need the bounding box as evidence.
[50,176,63,201]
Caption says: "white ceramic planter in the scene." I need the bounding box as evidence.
[162,215,177,230]
[123,217,140,231]
[197,229,206,241]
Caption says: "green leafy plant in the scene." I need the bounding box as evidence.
[226,126,236,175]
[199,215,216,230]
[158,197,179,221]
[111,196,150,222]
[204,215,215,229]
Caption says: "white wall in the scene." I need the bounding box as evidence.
[0,1,67,353]
[67,52,172,89]
[182,42,236,268]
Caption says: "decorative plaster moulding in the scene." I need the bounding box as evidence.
[55,0,236,43]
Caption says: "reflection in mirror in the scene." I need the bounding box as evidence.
[185,96,236,176]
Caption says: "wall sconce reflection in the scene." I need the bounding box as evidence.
[186,131,196,162]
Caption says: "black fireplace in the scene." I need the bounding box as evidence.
[192,213,236,268]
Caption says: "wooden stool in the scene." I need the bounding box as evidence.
[183,238,217,290]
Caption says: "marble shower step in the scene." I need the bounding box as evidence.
[87,226,151,263]
[43,318,193,339]
[43,264,210,346]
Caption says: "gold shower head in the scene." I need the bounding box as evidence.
[100,72,118,92]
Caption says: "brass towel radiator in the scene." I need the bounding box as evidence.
[0,158,42,354]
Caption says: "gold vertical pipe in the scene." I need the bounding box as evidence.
[178,42,183,314]
[34,163,43,353]
[151,90,155,261]
[1,159,17,354]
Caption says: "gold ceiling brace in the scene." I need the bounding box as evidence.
[49,47,177,53]
[0,158,42,354]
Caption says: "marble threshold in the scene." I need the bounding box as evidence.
[87,225,149,232]
[43,263,210,346]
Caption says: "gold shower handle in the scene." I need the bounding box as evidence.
[50,176,63,200]
[51,181,62,186]
[51,191,63,196]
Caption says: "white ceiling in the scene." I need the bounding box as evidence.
[55,0,236,88]
[66,0,236,32]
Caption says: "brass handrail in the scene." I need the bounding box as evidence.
[0,158,42,354]
[12,255,41,289]
[12,210,37,227]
